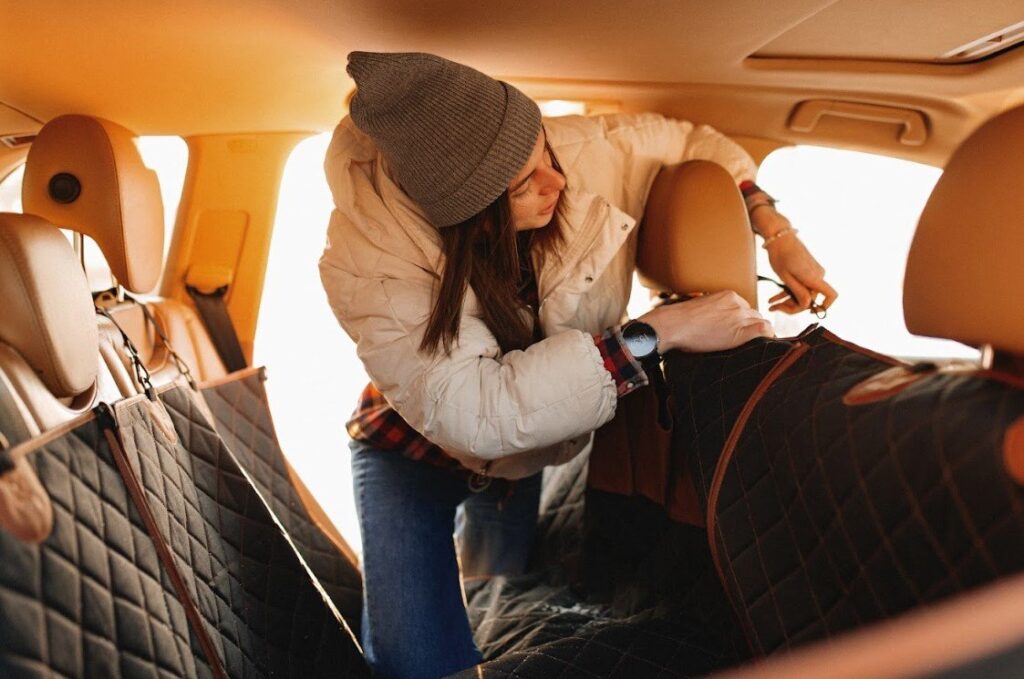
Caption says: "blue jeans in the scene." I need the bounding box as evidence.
[350,440,542,679]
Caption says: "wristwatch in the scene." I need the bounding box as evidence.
[621,320,660,362]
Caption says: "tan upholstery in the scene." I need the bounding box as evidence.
[904,104,1024,356]
[636,160,757,307]
[21,114,164,294]
[20,113,226,384]
[0,213,99,398]
[98,297,227,386]
[150,299,227,381]
[0,212,132,436]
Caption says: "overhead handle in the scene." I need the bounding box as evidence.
[788,100,928,146]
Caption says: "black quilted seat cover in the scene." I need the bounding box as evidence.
[702,327,1024,654]
[664,336,797,511]
[458,452,746,677]
[115,387,369,677]
[200,370,364,635]
[0,416,214,678]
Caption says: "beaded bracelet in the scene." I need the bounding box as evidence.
[761,227,798,249]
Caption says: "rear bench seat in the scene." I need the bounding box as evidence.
[458,104,1024,678]
[19,114,364,631]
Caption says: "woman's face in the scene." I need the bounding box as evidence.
[507,131,566,231]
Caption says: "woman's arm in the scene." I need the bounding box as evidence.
[546,112,757,219]
[320,260,619,461]
[548,112,837,314]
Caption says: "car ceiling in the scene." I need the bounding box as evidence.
[2,0,1024,164]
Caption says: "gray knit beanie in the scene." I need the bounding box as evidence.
[346,51,542,228]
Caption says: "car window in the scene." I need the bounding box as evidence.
[0,137,188,293]
[0,164,25,212]
[754,145,977,360]
[254,132,366,553]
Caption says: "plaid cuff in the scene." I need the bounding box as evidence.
[593,326,649,398]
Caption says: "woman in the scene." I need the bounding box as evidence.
[320,51,835,678]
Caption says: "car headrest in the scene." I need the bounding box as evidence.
[21,114,164,294]
[904,105,1024,356]
[0,213,98,397]
[637,160,757,307]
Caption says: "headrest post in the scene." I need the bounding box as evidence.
[980,344,995,371]
[72,232,84,268]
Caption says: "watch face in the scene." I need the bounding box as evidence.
[624,322,658,358]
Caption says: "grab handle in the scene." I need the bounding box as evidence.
[788,100,928,146]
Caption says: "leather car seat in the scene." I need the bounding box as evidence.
[0,212,137,543]
[21,114,227,388]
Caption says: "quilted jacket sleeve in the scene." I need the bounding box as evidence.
[319,233,619,465]
[546,112,759,220]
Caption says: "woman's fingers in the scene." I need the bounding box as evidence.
[818,280,839,310]
[780,271,812,309]
[737,318,775,343]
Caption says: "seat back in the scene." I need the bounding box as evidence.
[0,213,131,434]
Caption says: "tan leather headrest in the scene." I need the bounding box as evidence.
[0,213,98,397]
[21,114,164,293]
[637,160,757,307]
[904,105,1024,355]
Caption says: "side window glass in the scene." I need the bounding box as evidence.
[137,136,189,293]
[255,133,365,555]
[754,146,976,360]
[0,164,25,212]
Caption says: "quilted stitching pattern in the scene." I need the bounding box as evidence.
[711,328,1024,654]
[200,373,363,633]
[115,388,369,677]
[462,484,745,676]
[0,418,212,678]
[529,446,590,580]
[664,337,796,512]
[451,609,734,679]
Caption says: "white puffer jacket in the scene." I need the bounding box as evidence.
[320,113,757,479]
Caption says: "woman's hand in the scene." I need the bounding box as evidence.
[640,290,774,353]
[754,209,838,314]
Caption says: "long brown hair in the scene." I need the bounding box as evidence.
[420,146,566,356]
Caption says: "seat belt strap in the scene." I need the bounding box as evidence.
[186,285,248,373]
